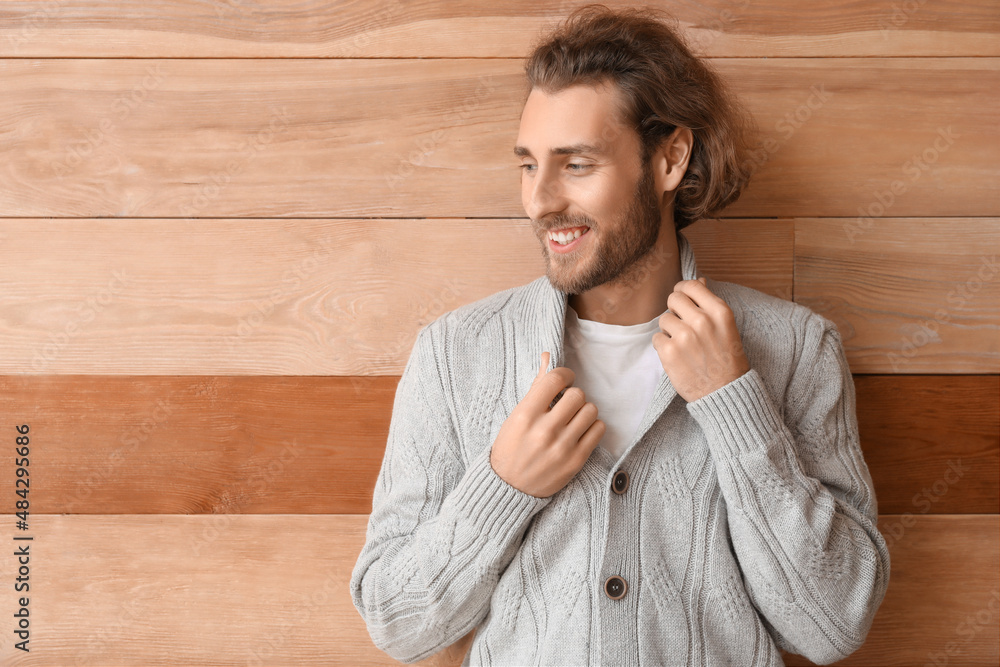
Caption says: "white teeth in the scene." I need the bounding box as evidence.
[549,227,587,245]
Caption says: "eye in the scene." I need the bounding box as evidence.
[567,163,592,172]
[519,164,537,173]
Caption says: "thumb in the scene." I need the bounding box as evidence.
[537,351,550,379]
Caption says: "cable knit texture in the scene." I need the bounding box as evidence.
[351,230,890,666]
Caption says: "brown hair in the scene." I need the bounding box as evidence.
[523,4,756,230]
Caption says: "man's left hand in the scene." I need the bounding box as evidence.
[652,277,751,403]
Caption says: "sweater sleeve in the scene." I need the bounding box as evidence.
[685,315,890,665]
[350,322,552,664]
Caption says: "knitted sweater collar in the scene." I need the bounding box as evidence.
[521,229,701,460]
[529,228,700,373]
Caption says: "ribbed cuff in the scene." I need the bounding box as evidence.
[448,445,552,546]
[685,368,786,458]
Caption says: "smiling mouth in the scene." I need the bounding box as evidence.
[546,226,591,255]
[547,226,590,245]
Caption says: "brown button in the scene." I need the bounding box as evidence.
[604,575,627,600]
[612,470,629,495]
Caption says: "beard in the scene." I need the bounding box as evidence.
[534,160,663,296]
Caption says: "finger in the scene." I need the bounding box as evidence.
[674,277,717,300]
[571,417,606,463]
[533,351,562,410]
[666,289,699,320]
[537,351,549,380]
[673,279,723,312]
[527,363,575,416]
[657,309,678,335]
[657,315,691,341]
[549,385,587,422]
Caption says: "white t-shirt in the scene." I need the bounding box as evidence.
[562,304,665,461]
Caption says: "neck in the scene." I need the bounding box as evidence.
[568,224,683,326]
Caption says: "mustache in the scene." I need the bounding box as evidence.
[534,214,596,232]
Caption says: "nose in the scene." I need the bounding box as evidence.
[523,165,567,221]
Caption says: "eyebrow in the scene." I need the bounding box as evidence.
[513,143,606,158]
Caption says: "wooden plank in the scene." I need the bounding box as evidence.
[784,515,1000,666]
[0,0,996,57]
[0,514,994,665]
[796,218,1000,374]
[855,375,999,514]
[0,514,472,666]
[1,375,995,515]
[0,218,790,375]
[687,217,793,300]
[0,59,996,219]
[3,216,998,375]
[0,375,397,515]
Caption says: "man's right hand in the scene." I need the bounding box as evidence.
[489,351,605,498]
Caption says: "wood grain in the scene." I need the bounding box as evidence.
[2,217,996,375]
[0,375,397,515]
[784,515,1000,666]
[1,374,995,515]
[796,218,1000,374]
[0,514,472,666]
[0,59,996,219]
[0,4,993,666]
[0,218,791,375]
[0,514,994,666]
[0,0,996,57]
[854,375,999,514]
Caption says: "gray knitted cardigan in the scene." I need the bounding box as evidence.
[351,230,890,666]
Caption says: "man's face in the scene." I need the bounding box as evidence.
[514,82,663,295]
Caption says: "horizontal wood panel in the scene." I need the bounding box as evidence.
[0,375,395,515]
[0,514,995,665]
[854,375,999,515]
[1,375,994,515]
[796,218,1000,373]
[0,59,996,219]
[0,0,996,57]
[0,514,470,666]
[785,515,999,666]
[2,218,996,375]
[0,218,791,375]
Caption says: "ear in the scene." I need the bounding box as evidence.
[649,127,694,197]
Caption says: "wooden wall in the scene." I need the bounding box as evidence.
[0,1,997,665]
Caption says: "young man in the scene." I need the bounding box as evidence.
[352,6,889,666]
